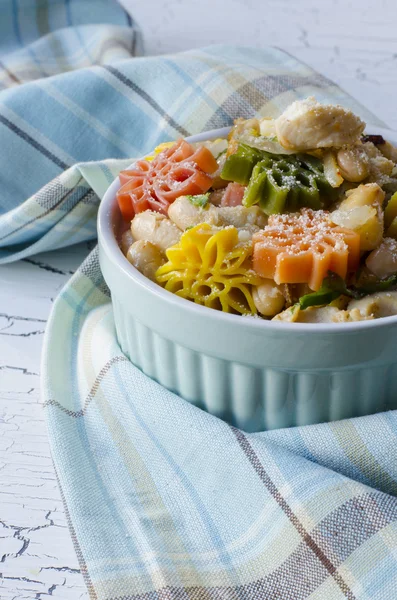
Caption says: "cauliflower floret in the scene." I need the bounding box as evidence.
[217,205,267,229]
[275,96,365,151]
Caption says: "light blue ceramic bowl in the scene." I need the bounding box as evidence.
[98,126,397,432]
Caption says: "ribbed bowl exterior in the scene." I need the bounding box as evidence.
[112,296,397,432]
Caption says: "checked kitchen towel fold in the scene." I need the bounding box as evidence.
[1,1,397,599]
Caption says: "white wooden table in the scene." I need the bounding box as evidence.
[1,0,397,596]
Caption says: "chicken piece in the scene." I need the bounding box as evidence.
[275,96,365,151]
[272,304,301,322]
[332,308,374,322]
[348,291,397,319]
[130,211,181,251]
[295,306,342,323]
[275,303,374,323]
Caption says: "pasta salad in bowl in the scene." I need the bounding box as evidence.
[98,97,397,431]
[117,97,397,324]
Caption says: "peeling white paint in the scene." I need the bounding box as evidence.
[1,1,397,596]
[120,0,397,130]
[0,244,90,599]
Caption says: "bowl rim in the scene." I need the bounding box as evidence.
[98,124,397,334]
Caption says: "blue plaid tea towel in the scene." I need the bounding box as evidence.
[0,1,397,599]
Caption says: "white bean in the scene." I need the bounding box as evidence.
[126,240,164,280]
[130,211,181,251]
[253,281,285,317]
[379,140,397,162]
[168,196,219,230]
[120,229,134,256]
[336,146,369,182]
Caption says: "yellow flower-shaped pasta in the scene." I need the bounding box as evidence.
[155,224,262,314]
[145,142,176,162]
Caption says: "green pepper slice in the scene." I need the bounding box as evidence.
[221,144,262,185]
[299,289,341,310]
[299,270,397,311]
[299,272,354,309]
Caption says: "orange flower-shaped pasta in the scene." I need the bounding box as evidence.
[155,224,263,314]
[252,209,360,291]
[117,139,218,221]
